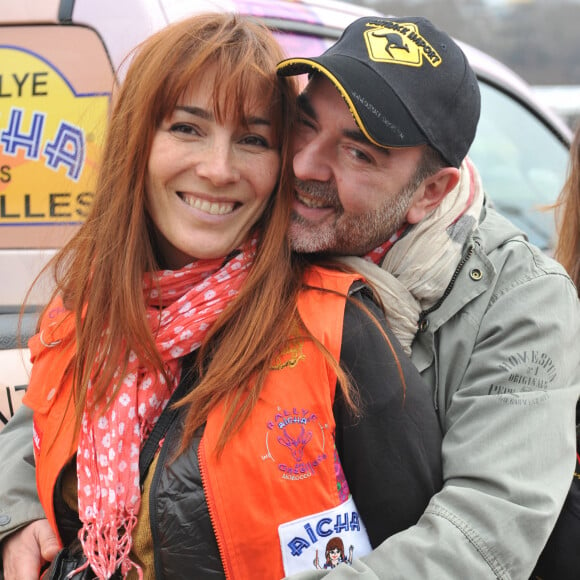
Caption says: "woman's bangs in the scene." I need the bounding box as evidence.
[213,63,281,137]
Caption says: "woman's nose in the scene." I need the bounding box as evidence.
[195,141,240,186]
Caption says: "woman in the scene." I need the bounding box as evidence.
[8,13,441,580]
[554,126,580,289]
[530,126,580,580]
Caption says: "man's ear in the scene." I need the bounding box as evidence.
[406,167,461,224]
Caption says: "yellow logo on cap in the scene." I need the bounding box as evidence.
[364,22,442,68]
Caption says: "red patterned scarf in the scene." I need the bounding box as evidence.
[363,224,409,265]
[74,237,257,579]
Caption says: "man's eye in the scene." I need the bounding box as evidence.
[349,147,372,163]
[297,115,316,130]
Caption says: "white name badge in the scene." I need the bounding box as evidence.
[278,495,372,576]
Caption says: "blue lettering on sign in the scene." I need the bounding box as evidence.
[287,510,362,557]
[0,107,85,180]
[304,523,317,543]
[0,107,45,158]
[334,512,350,534]
[44,122,84,181]
[349,511,361,532]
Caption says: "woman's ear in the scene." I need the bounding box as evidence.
[406,167,461,224]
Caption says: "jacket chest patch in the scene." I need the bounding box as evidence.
[263,406,330,481]
[278,496,372,575]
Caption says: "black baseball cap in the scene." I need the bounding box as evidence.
[277,16,481,168]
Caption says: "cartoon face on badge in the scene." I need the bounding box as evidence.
[313,536,354,570]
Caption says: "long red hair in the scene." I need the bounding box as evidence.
[34,13,307,446]
[554,125,580,294]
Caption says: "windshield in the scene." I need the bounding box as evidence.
[468,82,569,251]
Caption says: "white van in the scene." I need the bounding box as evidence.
[0,0,572,429]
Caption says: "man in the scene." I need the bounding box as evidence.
[275,15,580,579]
[1,15,579,580]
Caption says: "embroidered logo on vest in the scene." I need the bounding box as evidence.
[270,341,306,371]
[263,407,329,480]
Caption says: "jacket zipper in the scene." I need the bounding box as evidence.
[417,244,475,326]
[150,430,171,580]
[198,442,233,580]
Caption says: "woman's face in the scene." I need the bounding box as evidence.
[328,547,341,564]
[146,67,280,269]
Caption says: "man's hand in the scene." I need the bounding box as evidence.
[1,519,59,580]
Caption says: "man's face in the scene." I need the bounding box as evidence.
[290,75,427,256]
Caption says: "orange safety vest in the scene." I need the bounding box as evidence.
[24,300,78,541]
[24,266,373,577]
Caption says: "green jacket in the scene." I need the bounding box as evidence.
[288,203,580,579]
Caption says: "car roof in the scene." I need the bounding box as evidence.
[3,0,570,145]
[456,40,571,144]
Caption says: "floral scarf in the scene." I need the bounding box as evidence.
[74,236,257,579]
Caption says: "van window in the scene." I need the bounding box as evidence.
[469,81,569,250]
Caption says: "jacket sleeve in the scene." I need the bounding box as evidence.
[333,289,443,547]
[390,266,580,580]
[0,405,45,544]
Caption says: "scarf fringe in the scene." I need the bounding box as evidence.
[76,514,142,579]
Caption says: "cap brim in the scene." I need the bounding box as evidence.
[277,55,427,149]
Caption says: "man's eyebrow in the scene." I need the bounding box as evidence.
[343,128,370,144]
[343,128,388,154]
[298,91,388,154]
[297,92,317,120]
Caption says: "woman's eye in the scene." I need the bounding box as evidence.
[169,123,199,136]
[241,134,269,148]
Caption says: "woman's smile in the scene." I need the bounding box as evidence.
[178,192,239,216]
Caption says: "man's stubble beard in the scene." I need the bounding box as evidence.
[290,177,418,256]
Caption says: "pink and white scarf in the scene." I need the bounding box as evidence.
[75,237,257,579]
